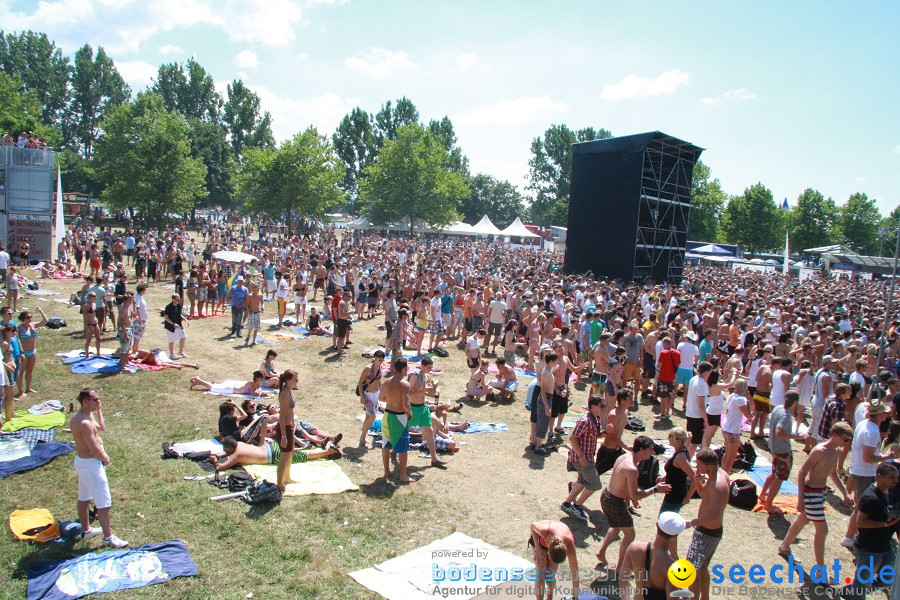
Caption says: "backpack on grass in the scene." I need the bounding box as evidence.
[729,479,758,510]
[242,480,282,505]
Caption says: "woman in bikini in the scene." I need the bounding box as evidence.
[293,275,308,323]
[189,370,272,397]
[0,325,17,423]
[259,349,280,388]
[17,307,49,394]
[357,350,384,445]
[81,291,102,358]
[466,360,491,401]
[529,519,579,600]
[275,369,299,491]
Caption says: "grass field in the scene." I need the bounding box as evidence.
[0,264,860,600]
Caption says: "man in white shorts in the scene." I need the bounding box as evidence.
[72,388,128,548]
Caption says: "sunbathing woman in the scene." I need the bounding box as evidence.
[466,360,491,401]
[190,370,272,397]
[131,349,199,370]
[259,350,280,388]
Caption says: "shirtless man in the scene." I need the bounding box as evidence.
[751,350,773,439]
[596,389,633,476]
[381,357,413,482]
[621,512,685,600]
[641,320,659,399]
[550,340,587,433]
[488,357,518,401]
[778,421,853,576]
[244,282,264,346]
[596,435,671,576]
[312,263,327,301]
[684,448,730,600]
[334,290,352,355]
[408,356,446,467]
[591,332,613,397]
[211,435,338,470]
[71,388,128,548]
[533,353,558,456]
[116,292,134,372]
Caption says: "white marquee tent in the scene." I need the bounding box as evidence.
[469,215,503,236]
[499,217,540,238]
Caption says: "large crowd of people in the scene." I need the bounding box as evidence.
[8,213,900,599]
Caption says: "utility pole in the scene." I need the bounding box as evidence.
[870,219,900,404]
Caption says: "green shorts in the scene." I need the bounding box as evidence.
[409,404,432,428]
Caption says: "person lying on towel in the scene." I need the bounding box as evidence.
[211,436,340,470]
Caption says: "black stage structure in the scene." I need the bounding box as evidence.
[564,131,703,283]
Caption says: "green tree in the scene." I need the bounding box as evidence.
[188,119,234,213]
[838,192,881,253]
[57,148,101,197]
[236,127,344,232]
[153,58,222,123]
[222,79,273,158]
[461,174,525,225]
[0,30,71,127]
[92,92,206,223]
[373,97,419,148]
[0,71,60,144]
[720,183,782,255]
[880,205,900,258]
[527,124,612,226]
[687,160,726,242]
[332,107,376,206]
[65,44,130,157]
[360,123,469,233]
[427,116,469,175]
[787,188,838,252]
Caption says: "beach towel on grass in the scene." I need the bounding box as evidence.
[0,442,74,479]
[244,461,358,495]
[69,357,135,375]
[349,532,533,600]
[457,422,508,434]
[292,326,329,337]
[743,465,799,494]
[57,349,117,363]
[1,427,57,448]
[27,289,60,296]
[1,410,66,433]
[170,439,223,456]
[26,539,198,600]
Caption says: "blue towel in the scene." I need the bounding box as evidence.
[744,466,799,495]
[27,540,198,600]
[0,441,74,479]
[459,422,508,434]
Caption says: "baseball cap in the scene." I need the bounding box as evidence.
[658,512,685,536]
[822,355,837,364]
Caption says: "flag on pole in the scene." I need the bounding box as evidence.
[781,198,789,211]
[783,229,790,275]
[54,164,64,258]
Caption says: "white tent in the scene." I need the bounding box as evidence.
[692,243,732,256]
[346,217,373,229]
[469,215,502,236]
[499,217,539,238]
[442,221,474,235]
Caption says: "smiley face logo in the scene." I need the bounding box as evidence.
[668,559,696,588]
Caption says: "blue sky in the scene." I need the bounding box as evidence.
[2,0,898,215]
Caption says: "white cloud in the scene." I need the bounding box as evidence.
[0,0,304,55]
[234,50,259,69]
[453,96,568,126]
[116,60,157,90]
[247,85,359,141]
[600,69,690,101]
[456,53,478,68]
[700,88,758,105]
[344,47,416,78]
[158,44,183,55]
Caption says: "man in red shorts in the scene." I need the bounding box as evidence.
[656,336,680,420]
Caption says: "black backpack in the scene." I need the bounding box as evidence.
[729,479,758,510]
[433,347,449,358]
[638,456,660,490]
[46,317,67,329]
[243,480,283,505]
[734,442,757,471]
[210,471,253,491]
[625,417,646,432]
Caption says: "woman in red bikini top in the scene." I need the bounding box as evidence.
[528,519,579,599]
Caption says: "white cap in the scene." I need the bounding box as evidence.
[657,512,686,536]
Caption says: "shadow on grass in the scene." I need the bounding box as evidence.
[13,542,95,581]
[766,512,791,539]
[246,502,279,519]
